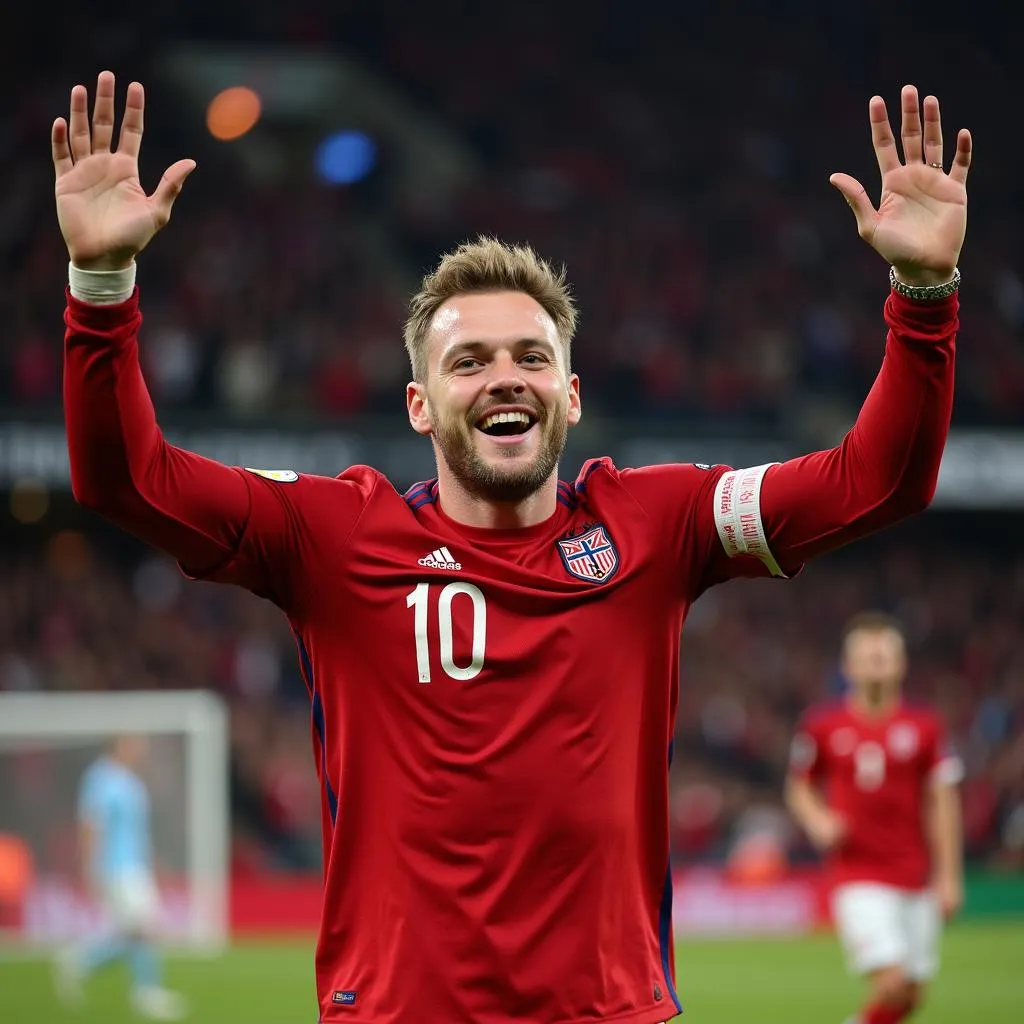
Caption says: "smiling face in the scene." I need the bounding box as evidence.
[407,291,581,503]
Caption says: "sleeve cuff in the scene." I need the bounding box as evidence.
[68,262,137,305]
[885,288,960,337]
[65,285,141,335]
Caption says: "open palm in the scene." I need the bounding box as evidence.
[53,71,195,270]
[831,86,972,287]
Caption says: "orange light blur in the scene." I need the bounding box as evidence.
[206,87,262,142]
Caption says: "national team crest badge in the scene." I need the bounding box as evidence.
[557,524,619,583]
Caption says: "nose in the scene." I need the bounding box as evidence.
[485,354,526,397]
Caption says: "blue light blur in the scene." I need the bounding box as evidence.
[315,131,377,185]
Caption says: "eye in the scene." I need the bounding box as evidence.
[519,353,548,366]
[453,357,481,371]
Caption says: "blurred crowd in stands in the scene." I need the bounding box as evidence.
[0,517,1021,875]
[1,5,1023,876]
[3,5,1024,426]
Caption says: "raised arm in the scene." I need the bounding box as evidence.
[55,72,254,575]
[711,86,971,579]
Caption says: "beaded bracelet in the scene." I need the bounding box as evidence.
[889,266,960,301]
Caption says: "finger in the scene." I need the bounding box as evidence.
[948,128,972,185]
[52,118,74,177]
[91,70,116,153]
[922,94,943,169]
[869,95,900,176]
[830,172,878,241]
[68,84,92,162]
[150,159,197,228]
[117,81,145,159]
[900,84,923,163]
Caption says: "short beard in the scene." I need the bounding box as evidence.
[860,678,897,709]
[433,403,568,503]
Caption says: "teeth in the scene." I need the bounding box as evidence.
[479,411,532,430]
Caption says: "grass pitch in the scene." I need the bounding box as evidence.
[0,921,1020,1023]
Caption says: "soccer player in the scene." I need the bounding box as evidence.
[55,735,187,1020]
[786,613,964,1024]
[52,71,971,1023]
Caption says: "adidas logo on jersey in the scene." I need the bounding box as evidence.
[418,547,462,570]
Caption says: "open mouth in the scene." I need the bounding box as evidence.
[475,410,538,439]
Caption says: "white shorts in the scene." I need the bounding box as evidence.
[831,882,941,981]
[100,871,160,932]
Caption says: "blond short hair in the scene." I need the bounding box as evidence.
[403,236,577,382]
[841,611,905,647]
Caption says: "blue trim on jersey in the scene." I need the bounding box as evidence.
[556,482,578,509]
[573,459,604,496]
[295,634,338,825]
[658,739,683,1015]
[403,480,438,508]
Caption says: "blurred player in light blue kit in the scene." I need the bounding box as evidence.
[54,734,187,1020]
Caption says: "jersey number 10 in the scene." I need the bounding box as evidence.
[406,582,487,683]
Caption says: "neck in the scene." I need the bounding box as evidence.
[849,687,899,719]
[435,465,559,529]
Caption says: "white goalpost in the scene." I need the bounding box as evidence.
[0,690,229,953]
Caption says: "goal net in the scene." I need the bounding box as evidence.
[0,690,229,952]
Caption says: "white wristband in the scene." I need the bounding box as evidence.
[68,262,137,306]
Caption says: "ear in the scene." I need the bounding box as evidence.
[407,381,433,436]
[566,373,582,427]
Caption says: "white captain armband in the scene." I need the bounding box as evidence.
[713,463,787,577]
[68,262,137,305]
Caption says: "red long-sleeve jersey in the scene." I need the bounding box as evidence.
[63,287,956,1023]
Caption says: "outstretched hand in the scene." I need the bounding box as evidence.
[831,85,971,287]
[53,71,195,271]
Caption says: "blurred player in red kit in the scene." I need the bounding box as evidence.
[786,613,964,1024]
[53,70,971,1023]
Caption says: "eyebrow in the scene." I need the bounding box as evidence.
[441,337,559,363]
